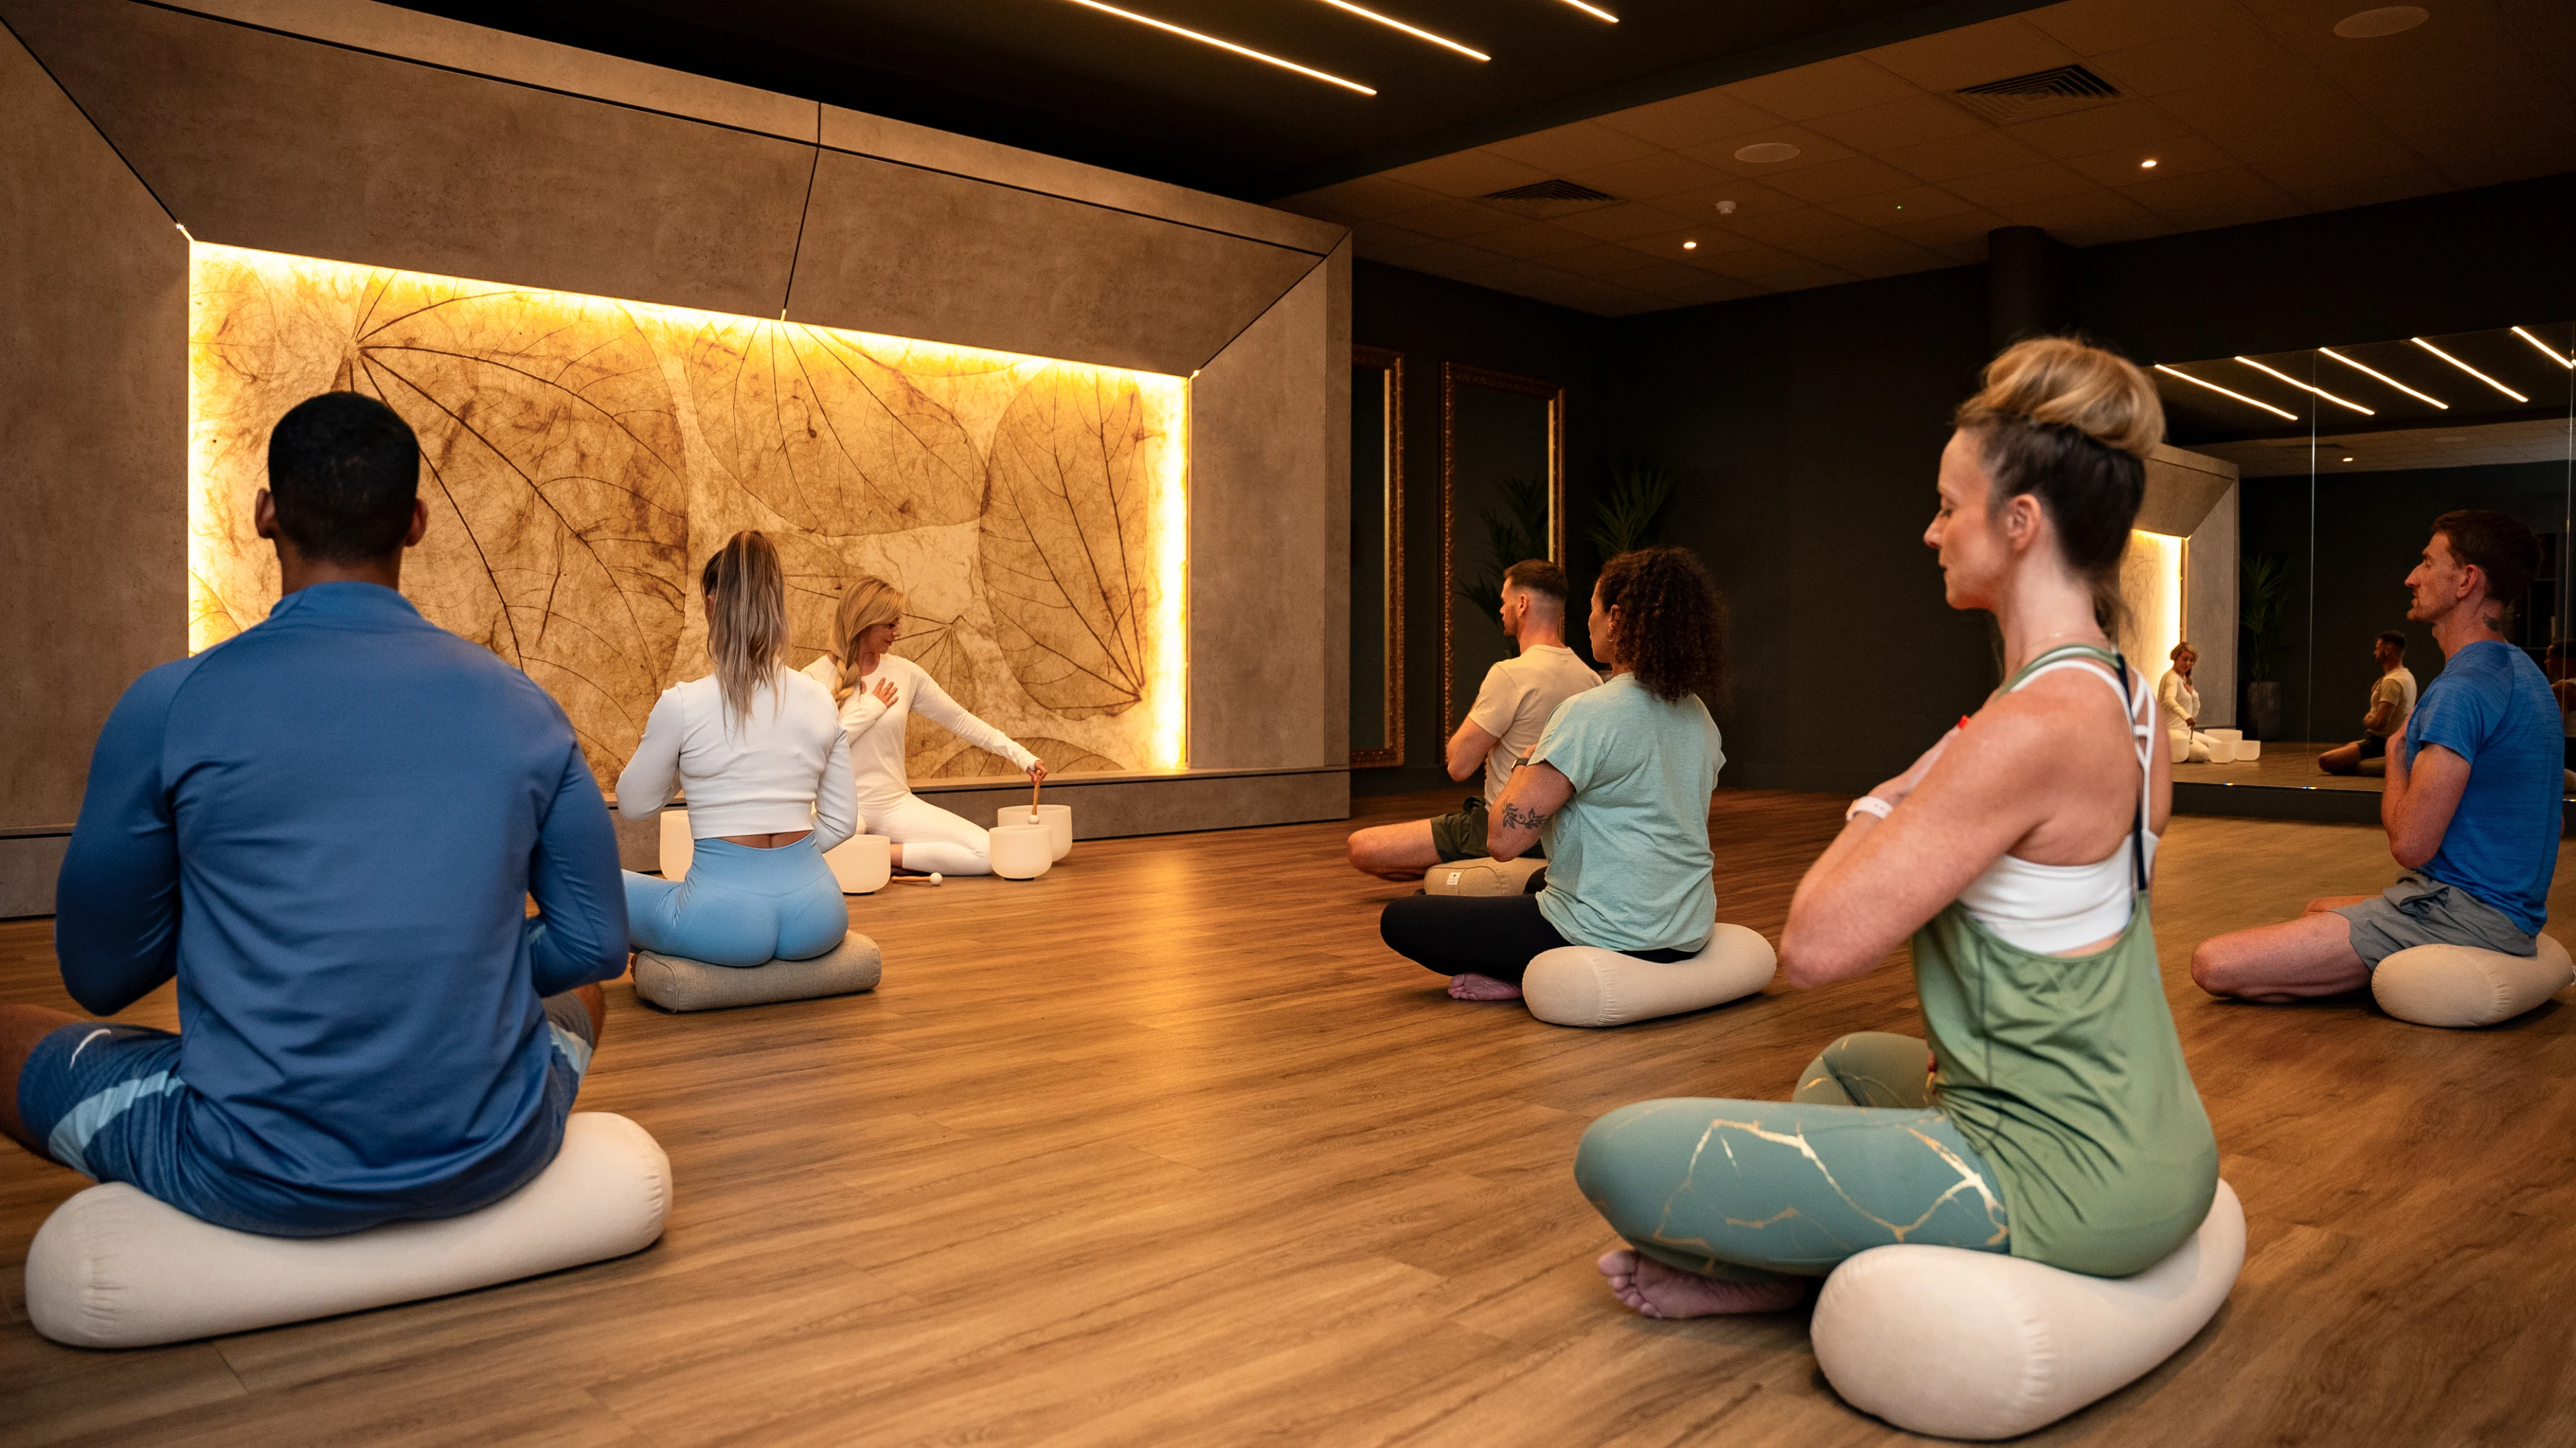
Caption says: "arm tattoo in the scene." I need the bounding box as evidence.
[1497,802,1553,832]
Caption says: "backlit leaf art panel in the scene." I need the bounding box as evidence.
[189,245,1189,786]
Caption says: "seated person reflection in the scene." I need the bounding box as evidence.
[2158,642,2212,762]
[1346,560,1597,881]
[2318,630,2418,776]
[619,531,857,967]
[2543,641,2576,788]
[1575,338,2216,1319]
[2192,512,2559,1001]
[803,576,1046,878]
[1377,548,1726,1000]
[0,392,630,1236]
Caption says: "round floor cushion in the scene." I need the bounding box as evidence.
[26,1112,671,1349]
[2372,932,2573,1028]
[1521,922,1776,1027]
[1811,1180,2244,1440]
[632,931,884,1013]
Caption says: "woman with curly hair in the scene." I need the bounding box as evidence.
[1378,545,1729,999]
[1578,336,2216,1322]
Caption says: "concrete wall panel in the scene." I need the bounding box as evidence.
[1189,256,1340,769]
[787,147,1320,377]
[0,23,186,832]
[4,0,812,318]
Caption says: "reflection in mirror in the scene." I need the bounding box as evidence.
[2152,322,2576,799]
[1440,363,1564,731]
[1350,347,1404,768]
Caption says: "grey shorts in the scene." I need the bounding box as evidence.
[2333,870,2535,969]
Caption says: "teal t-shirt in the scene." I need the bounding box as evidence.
[1530,672,1725,952]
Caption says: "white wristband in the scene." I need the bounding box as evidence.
[1845,795,1893,823]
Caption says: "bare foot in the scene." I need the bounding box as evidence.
[1446,973,1524,1001]
[1596,1249,1811,1318]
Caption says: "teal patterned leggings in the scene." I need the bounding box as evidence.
[1573,1032,2012,1283]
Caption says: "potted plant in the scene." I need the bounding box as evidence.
[2240,553,2290,739]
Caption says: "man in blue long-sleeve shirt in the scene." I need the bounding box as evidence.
[0,392,630,1236]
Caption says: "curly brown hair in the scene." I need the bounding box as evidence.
[1596,546,1728,705]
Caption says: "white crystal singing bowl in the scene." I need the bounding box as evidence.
[989,823,1053,880]
[994,804,1072,860]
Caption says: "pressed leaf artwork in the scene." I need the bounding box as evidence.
[189,245,1189,786]
[980,365,1167,718]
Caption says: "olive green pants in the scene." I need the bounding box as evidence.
[1573,1032,2012,1282]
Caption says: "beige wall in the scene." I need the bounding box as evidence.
[0,0,1350,910]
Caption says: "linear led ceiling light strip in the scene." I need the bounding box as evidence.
[1317,0,1487,59]
[2411,337,2526,402]
[1557,0,1620,20]
[2154,363,2297,420]
[2235,356,2372,416]
[2512,325,2575,369]
[1062,0,1377,94]
[2318,346,2447,409]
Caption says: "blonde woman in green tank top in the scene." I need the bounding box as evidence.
[1580,338,2219,1320]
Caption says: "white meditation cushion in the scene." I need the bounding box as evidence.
[26,1112,670,1350]
[1812,1180,2243,1440]
[989,822,1052,880]
[1521,922,1776,1027]
[2372,932,2573,1028]
[994,804,1073,860]
[1423,856,1546,897]
[632,931,883,1013]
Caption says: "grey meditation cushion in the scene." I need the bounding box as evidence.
[631,931,884,1012]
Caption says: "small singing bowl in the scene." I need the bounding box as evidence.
[995,804,1073,860]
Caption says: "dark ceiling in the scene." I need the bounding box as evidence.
[386,0,2046,199]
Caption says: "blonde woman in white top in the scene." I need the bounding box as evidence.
[2158,642,2212,763]
[803,577,1044,877]
[618,532,857,965]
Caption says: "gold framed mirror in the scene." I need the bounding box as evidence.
[1350,346,1405,768]
[1440,363,1565,732]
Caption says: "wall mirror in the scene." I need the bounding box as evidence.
[2151,321,2576,801]
[1440,363,1565,732]
[1350,346,1404,768]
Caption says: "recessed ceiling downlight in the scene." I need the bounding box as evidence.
[1735,142,1801,163]
[2334,6,2428,38]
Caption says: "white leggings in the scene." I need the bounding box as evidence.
[863,792,992,876]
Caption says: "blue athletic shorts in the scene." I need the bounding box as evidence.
[16,993,597,1232]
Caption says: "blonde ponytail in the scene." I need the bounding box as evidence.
[828,575,906,703]
[701,531,789,731]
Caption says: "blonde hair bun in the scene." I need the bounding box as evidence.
[1958,336,2163,460]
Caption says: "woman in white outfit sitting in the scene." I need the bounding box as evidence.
[619,531,857,965]
[802,577,1046,877]
[2158,642,2212,763]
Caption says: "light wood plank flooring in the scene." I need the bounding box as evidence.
[4,789,2573,1446]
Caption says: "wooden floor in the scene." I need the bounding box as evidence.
[2174,741,2384,793]
[4,789,2574,1447]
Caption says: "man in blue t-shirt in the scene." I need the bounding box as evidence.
[0,392,630,1236]
[2192,510,2562,1002]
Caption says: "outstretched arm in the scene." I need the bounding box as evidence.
[2381,742,2470,870]
[909,667,1038,771]
[1487,760,1572,861]
[54,669,186,1016]
[526,748,630,997]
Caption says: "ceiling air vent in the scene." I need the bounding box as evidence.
[1950,64,2121,125]
[1480,178,1617,216]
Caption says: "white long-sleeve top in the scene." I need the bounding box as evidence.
[801,654,1036,810]
[616,669,858,853]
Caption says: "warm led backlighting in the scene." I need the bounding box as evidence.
[1062,0,1376,94]
[1682,240,1698,250]
[2140,158,2158,169]
[2233,356,2372,415]
[1557,0,1619,20]
[2155,363,2296,421]
[2411,337,2527,402]
[1316,0,1487,60]
[2318,346,2447,409]
[2513,326,2575,369]
[2121,530,2185,690]
[189,243,1192,777]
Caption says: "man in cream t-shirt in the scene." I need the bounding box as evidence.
[2321,630,2419,775]
[1348,560,1599,880]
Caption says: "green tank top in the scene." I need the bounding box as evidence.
[1913,644,2219,1277]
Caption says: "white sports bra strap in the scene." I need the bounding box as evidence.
[2008,653,2157,784]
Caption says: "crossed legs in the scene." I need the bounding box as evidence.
[1346,819,1441,882]
[2188,896,2373,1001]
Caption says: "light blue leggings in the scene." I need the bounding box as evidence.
[623,837,847,967]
